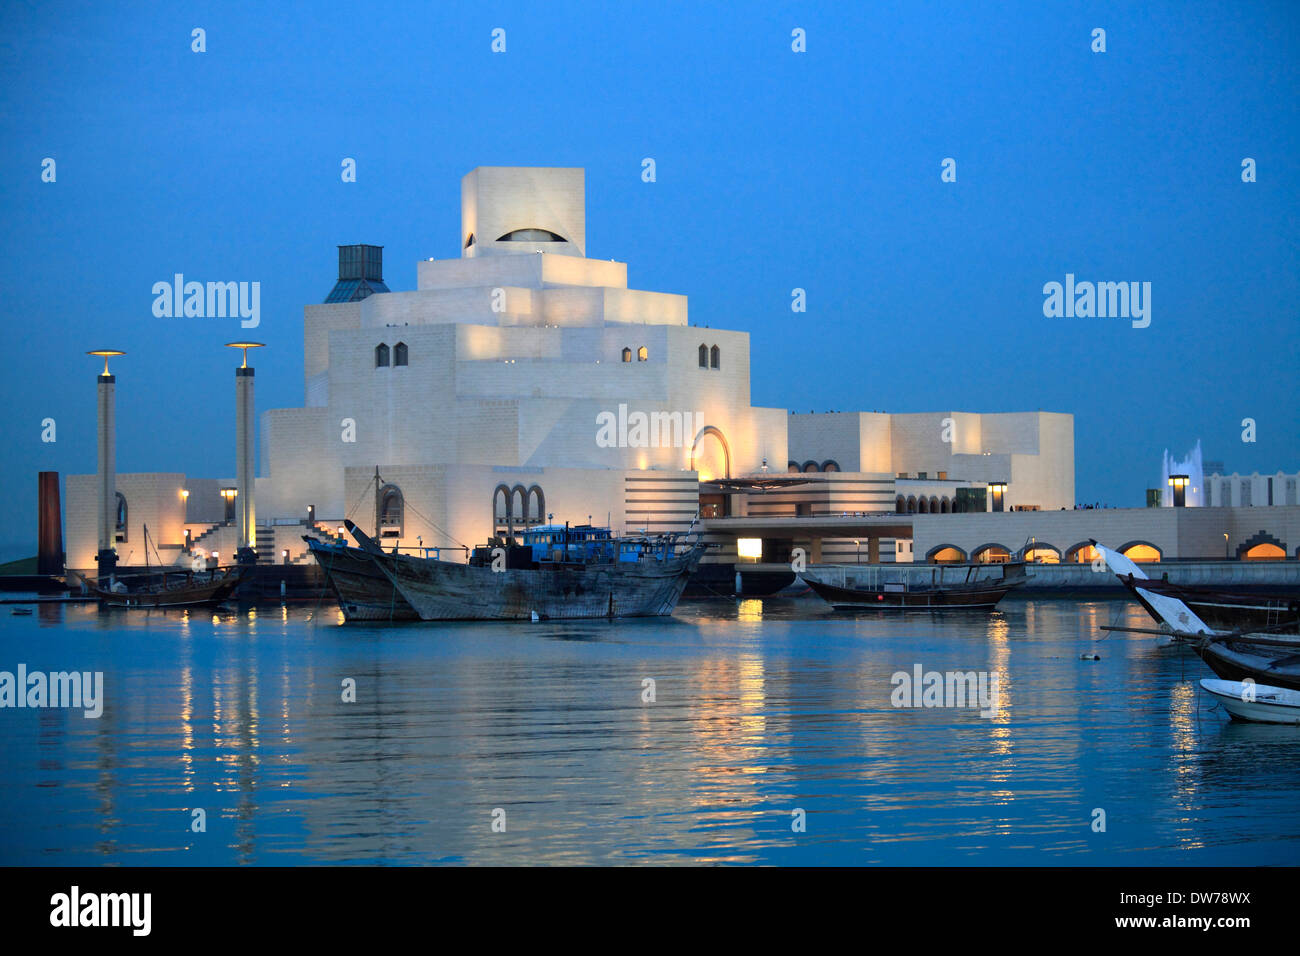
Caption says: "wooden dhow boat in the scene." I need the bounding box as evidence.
[308,519,706,623]
[1096,541,1300,689]
[801,561,1026,611]
[68,565,243,608]
[67,523,243,608]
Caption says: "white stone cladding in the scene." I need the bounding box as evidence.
[788,410,1074,511]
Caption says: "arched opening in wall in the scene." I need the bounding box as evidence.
[927,545,967,564]
[1120,542,1162,563]
[378,484,404,538]
[1244,543,1286,561]
[802,460,820,473]
[497,228,567,243]
[698,345,708,368]
[690,426,731,481]
[788,461,801,474]
[637,346,648,362]
[973,544,1012,564]
[375,344,389,367]
[917,497,928,514]
[940,497,951,514]
[622,347,632,363]
[115,492,128,543]
[393,342,408,366]
[1065,542,1100,564]
[710,345,720,369]
[511,485,528,534]
[906,496,917,514]
[1024,544,1061,564]
[929,496,940,514]
[895,495,906,514]
[492,484,511,537]
[821,460,840,473]
[527,485,545,527]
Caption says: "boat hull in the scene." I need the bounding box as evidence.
[371,548,703,621]
[306,540,419,621]
[75,569,243,608]
[1199,679,1300,724]
[802,576,1019,610]
[1121,575,1299,631]
[1192,639,1300,692]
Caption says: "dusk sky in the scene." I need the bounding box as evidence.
[1,0,1296,560]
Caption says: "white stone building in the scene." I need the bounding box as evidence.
[63,166,1078,571]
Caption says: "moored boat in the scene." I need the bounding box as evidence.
[68,565,243,608]
[304,535,420,621]
[309,520,706,622]
[1199,678,1300,724]
[801,562,1025,611]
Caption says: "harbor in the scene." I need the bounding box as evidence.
[4,592,1299,866]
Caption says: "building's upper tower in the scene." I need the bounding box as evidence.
[461,167,585,258]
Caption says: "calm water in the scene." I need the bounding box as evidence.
[1,595,1297,865]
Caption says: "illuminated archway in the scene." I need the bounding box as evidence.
[1023,544,1061,564]
[972,543,1012,564]
[1244,543,1286,560]
[927,545,967,564]
[1237,530,1286,562]
[1065,542,1100,564]
[1119,541,1162,562]
[689,426,731,481]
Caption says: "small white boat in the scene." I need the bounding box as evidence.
[1199,679,1300,724]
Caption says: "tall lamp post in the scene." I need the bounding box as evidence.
[226,342,265,566]
[88,350,125,578]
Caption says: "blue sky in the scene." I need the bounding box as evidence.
[0,0,1296,559]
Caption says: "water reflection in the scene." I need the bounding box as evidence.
[0,596,1297,865]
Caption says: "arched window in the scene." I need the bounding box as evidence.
[511,485,528,528]
[821,460,840,473]
[698,344,708,368]
[906,496,917,514]
[918,497,929,514]
[802,460,820,473]
[622,347,632,363]
[497,228,566,243]
[394,342,408,366]
[788,461,801,474]
[378,484,404,538]
[895,495,906,514]
[115,492,127,543]
[710,345,720,369]
[493,484,512,535]
[940,497,951,513]
[527,485,545,527]
[929,496,940,514]
[637,346,648,362]
[375,344,390,367]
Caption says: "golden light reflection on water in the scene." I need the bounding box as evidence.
[986,614,1013,756]
[737,599,763,622]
